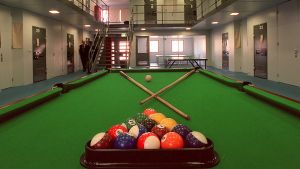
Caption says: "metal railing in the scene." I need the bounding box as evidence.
[68,0,109,22]
[196,0,233,20]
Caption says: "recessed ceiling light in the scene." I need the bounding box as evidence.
[49,10,60,14]
[230,12,239,16]
[211,22,219,25]
[186,27,191,30]
[141,28,146,31]
[84,25,91,28]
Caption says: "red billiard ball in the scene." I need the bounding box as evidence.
[143,108,157,116]
[107,125,128,139]
[151,124,169,139]
[137,132,160,149]
[161,132,184,149]
[90,132,113,149]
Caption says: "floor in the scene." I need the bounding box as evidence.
[0,67,299,107]
[0,71,86,107]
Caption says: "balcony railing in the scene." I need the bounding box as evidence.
[196,0,234,20]
[67,0,109,23]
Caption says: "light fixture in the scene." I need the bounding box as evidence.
[84,25,91,28]
[186,27,191,30]
[211,22,219,25]
[141,28,146,31]
[49,10,60,14]
[230,12,239,16]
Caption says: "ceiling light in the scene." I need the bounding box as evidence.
[186,27,191,30]
[49,10,60,14]
[141,28,146,31]
[230,12,239,16]
[84,25,91,28]
[211,22,219,25]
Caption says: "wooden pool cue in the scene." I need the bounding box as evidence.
[140,69,196,104]
[120,71,190,120]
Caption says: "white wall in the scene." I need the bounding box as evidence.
[0,5,87,90]
[193,36,206,59]
[208,0,300,86]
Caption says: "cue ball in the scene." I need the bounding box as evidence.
[145,75,152,82]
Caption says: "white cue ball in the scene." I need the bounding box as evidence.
[145,75,152,82]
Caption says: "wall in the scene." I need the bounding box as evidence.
[208,0,300,86]
[0,5,86,90]
[193,35,206,59]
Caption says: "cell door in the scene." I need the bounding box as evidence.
[136,36,150,66]
[222,33,229,70]
[67,33,75,74]
[184,0,197,25]
[254,23,268,79]
[32,26,47,83]
[144,0,157,24]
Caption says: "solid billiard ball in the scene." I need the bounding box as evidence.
[145,75,152,82]
[151,124,169,139]
[134,113,148,124]
[122,118,137,130]
[143,108,157,116]
[149,113,166,123]
[113,133,136,149]
[107,125,128,139]
[160,118,177,131]
[161,132,184,149]
[137,132,160,149]
[129,124,147,138]
[90,132,113,149]
[172,124,191,138]
[185,131,208,148]
[141,118,157,131]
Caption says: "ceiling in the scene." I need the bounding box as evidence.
[0,0,100,30]
[102,0,129,8]
[193,0,289,30]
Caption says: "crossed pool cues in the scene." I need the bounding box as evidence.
[120,68,199,120]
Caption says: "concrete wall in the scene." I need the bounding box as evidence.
[208,0,300,86]
[0,4,89,89]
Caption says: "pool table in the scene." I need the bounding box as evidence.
[0,68,300,169]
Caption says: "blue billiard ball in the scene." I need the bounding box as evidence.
[172,124,191,138]
[113,133,136,149]
[185,131,208,148]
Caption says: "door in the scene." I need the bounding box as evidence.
[67,33,75,74]
[222,33,229,70]
[33,26,47,82]
[136,36,150,66]
[144,0,157,24]
[184,0,197,25]
[254,23,268,79]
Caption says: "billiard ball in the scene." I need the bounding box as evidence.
[185,131,208,148]
[151,124,169,139]
[161,132,184,149]
[141,118,157,131]
[149,113,166,123]
[90,132,113,149]
[143,108,157,116]
[113,133,136,149]
[107,125,128,139]
[172,124,191,138]
[160,118,177,131]
[145,75,152,82]
[129,124,147,138]
[137,132,160,149]
[134,113,148,124]
[122,118,137,130]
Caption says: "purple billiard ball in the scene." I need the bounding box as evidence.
[113,133,136,149]
[172,124,191,138]
[185,131,208,148]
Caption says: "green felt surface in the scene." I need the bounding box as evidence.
[0,71,300,169]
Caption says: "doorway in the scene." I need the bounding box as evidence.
[136,36,150,66]
[67,33,75,74]
[254,23,268,79]
[32,26,46,82]
[222,33,229,70]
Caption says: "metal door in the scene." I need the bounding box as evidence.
[222,33,229,70]
[144,0,157,24]
[67,33,75,74]
[32,26,47,82]
[254,23,268,79]
[184,0,196,25]
[136,36,150,66]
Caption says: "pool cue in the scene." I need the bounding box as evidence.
[140,69,196,104]
[120,71,190,120]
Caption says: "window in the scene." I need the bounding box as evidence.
[102,9,109,22]
[172,40,184,52]
[150,41,159,53]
